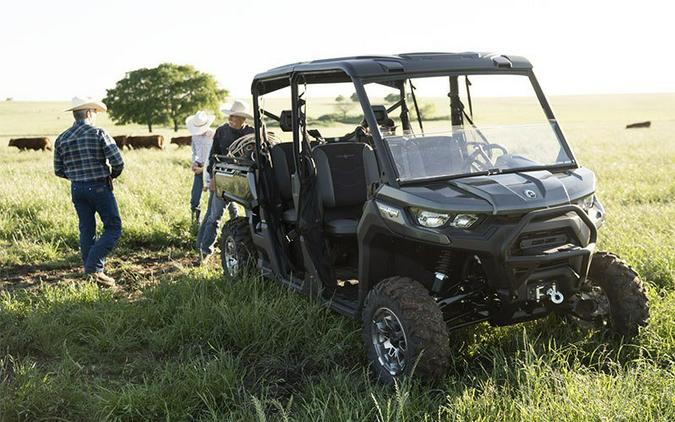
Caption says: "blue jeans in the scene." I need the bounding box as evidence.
[71,181,122,273]
[195,191,237,255]
[190,173,203,212]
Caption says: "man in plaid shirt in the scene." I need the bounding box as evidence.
[54,97,124,287]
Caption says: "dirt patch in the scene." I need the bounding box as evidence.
[0,248,197,299]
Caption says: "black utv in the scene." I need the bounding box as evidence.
[213,52,649,383]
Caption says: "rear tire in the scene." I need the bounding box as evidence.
[586,251,649,337]
[362,276,450,384]
[220,217,254,278]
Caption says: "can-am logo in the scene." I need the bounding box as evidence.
[524,190,537,198]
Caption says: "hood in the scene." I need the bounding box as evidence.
[382,167,596,215]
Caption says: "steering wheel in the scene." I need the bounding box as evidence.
[465,142,508,172]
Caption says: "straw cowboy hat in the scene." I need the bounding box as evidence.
[185,110,216,135]
[65,96,107,112]
[221,100,253,120]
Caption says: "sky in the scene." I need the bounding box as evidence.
[0,0,673,101]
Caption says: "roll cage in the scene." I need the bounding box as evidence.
[249,53,577,189]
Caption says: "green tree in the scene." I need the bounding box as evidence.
[104,67,168,133]
[384,93,400,103]
[155,63,227,132]
[334,95,353,119]
[409,103,437,120]
[350,92,359,102]
[104,64,227,133]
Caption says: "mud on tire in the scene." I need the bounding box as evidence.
[587,251,649,337]
[362,276,450,384]
[220,217,254,278]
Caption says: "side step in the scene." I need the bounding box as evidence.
[260,266,359,319]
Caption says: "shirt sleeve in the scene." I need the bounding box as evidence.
[191,136,200,164]
[100,129,125,178]
[206,128,221,176]
[53,138,66,178]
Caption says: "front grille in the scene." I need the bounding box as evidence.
[512,228,578,255]
[519,233,568,250]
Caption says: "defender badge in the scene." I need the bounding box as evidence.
[524,190,537,198]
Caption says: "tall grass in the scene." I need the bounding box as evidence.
[0,272,672,420]
[0,148,196,267]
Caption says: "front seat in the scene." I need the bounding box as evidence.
[313,142,378,235]
[270,142,297,222]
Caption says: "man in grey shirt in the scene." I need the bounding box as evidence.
[195,101,253,265]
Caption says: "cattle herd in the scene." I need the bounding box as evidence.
[8,135,192,151]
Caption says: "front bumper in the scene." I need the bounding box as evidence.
[374,202,597,325]
[490,205,597,324]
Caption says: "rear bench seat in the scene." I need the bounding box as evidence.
[269,141,378,236]
[313,142,378,235]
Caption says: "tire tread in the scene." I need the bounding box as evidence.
[362,276,450,383]
[220,217,254,276]
[588,251,649,336]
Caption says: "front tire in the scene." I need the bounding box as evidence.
[220,217,254,278]
[584,251,649,337]
[362,277,450,384]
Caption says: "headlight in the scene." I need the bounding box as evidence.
[410,208,451,228]
[410,208,479,229]
[451,214,480,228]
[576,195,595,212]
[376,201,405,224]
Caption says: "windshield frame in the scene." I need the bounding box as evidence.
[397,162,579,186]
[357,69,578,184]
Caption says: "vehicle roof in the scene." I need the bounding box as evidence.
[252,52,532,94]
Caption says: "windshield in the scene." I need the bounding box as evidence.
[386,125,572,181]
[365,74,573,181]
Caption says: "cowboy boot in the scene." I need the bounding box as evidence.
[88,271,116,288]
[191,209,201,235]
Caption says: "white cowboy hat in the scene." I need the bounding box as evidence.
[185,110,216,135]
[65,96,107,112]
[221,100,253,120]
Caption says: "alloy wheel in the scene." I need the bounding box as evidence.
[224,236,238,277]
[371,307,408,376]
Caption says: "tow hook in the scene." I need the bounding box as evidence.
[547,285,565,305]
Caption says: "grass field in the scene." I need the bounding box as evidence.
[0,95,674,420]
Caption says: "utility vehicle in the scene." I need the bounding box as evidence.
[213,52,649,383]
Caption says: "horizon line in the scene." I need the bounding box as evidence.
[2,91,675,103]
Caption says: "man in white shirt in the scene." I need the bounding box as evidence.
[185,111,215,228]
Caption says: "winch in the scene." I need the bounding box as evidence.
[546,285,565,304]
[528,282,565,304]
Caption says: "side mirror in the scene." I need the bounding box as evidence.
[371,105,388,125]
[279,110,293,132]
